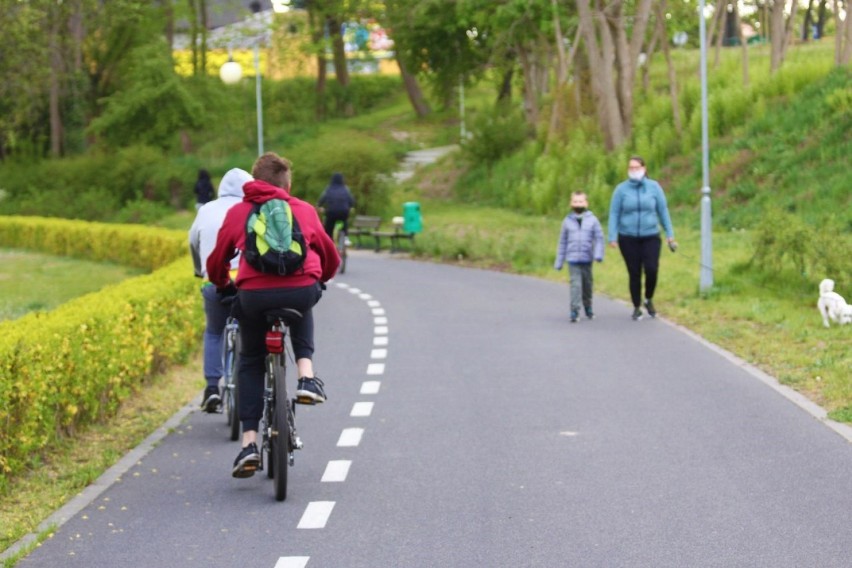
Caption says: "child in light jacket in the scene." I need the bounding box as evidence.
[554,191,605,322]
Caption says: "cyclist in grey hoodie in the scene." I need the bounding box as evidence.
[189,168,253,411]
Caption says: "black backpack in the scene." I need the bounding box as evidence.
[243,199,307,275]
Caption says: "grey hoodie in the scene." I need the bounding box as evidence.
[189,168,253,278]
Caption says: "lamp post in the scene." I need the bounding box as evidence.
[698,0,713,292]
[218,2,266,157]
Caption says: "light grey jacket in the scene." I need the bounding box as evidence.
[554,210,605,269]
[189,168,253,278]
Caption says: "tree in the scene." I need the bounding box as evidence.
[575,0,655,150]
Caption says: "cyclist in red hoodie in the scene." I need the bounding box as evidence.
[207,152,340,478]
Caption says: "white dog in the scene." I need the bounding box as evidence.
[817,279,852,328]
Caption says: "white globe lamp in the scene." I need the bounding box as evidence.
[219,59,243,85]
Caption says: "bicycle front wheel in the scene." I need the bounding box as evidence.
[223,332,241,441]
[337,231,347,274]
[271,356,290,501]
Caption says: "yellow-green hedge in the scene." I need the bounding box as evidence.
[0,216,201,482]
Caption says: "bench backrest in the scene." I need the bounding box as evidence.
[351,215,382,229]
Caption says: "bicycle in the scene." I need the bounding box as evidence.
[333,219,348,274]
[259,307,304,501]
[220,299,240,442]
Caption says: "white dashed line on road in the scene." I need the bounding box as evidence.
[275,557,310,568]
[350,402,374,417]
[367,363,385,375]
[373,336,388,346]
[298,502,335,529]
[360,381,381,394]
[337,428,364,447]
[371,348,387,359]
[321,460,352,482]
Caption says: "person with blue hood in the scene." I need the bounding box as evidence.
[607,156,677,321]
[189,168,254,411]
[317,172,356,239]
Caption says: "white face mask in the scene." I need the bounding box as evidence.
[628,168,645,181]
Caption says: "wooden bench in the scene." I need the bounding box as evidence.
[372,216,416,253]
[348,215,382,249]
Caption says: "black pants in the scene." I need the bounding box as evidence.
[236,284,322,431]
[618,235,661,308]
[323,210,350,239]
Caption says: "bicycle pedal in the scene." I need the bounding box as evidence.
[294,437,304,450]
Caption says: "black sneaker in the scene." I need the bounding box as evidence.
[201,385,221,413]
[570,310,579,323]
[232,443,260,478]
[585,307,594,320]
[631,307,643,321]
[644,299,657,318]
[295,376,327,405]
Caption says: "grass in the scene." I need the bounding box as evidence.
[0,249,144,321]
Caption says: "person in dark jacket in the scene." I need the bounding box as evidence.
[194,169,215,209]
[317,172,356,238]
[554,191,605,322]
[207,152,340,479]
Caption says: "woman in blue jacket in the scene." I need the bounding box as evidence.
[607,156,677,320]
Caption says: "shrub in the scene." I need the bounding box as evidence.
[461,101,529,168]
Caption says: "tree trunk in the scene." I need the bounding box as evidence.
[546,0,570,148]
[802,0,815,40]
[200,0,208,75]
[817,0,828,38]
[642,20,661,93]
[187,0,198,75]
[712,3,726,68]
[770,0,786,71]
[396,55,432,118]
[734,1,750,87]
[497,65,514,103]
[327,15,352,116]
[612,0,654,140]
[161,0,175,49]
[49,10,64,157]
[575,0,624,149]
[656,0,682,134]
[842,0,852,65]
[517,43,541,130]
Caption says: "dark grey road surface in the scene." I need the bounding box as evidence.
[14,252,852,567]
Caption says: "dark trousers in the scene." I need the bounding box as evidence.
[323,210,350,239]
[618,235,661,308]
[236,284,322,431]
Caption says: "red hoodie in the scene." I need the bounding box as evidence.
[207,180,340,290]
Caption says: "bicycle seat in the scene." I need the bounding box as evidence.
[263,308,303,327]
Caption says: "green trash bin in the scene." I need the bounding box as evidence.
[402,202,423,234]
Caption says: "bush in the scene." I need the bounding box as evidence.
[461,102,529,168]
[0,217,198,484]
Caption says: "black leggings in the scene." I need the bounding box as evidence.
[323,210,350,239]
[236,284,322,431]
[618,235,661,308]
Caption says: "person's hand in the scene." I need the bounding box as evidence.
[609,241,618,249]
[217,282,237,298]
[667,238,678,252]
[595,258,603,263]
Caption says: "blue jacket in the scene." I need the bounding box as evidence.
[607,177,674,241]
[554,211,605,269]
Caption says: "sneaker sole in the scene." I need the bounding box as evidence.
[202,396,222,413]
[232,455,260,478]
[295,391,325,405]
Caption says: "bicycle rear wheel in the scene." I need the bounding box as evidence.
[271,355,290,501]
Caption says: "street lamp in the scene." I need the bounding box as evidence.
[218,2,266,157]
[698,0,713,292]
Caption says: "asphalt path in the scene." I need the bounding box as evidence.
[14,251,852,567]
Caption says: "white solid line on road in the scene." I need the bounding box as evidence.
[371,348,387,359]
[360,381,381,394]
[337,428,364,447]
[374,326,388,335]
[359,293,372,300]
[372,308,386,315]
[373,336,388,346]
[367,300,381,307]
[367,363,385,375]
[275,557,310,568]
[321,460,352,482]
[351,402,374,417]
[374,316,388,325]
[298,502,335,529]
